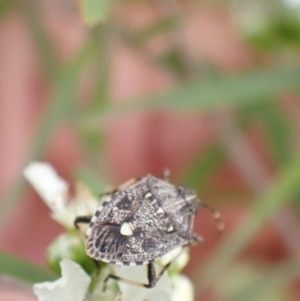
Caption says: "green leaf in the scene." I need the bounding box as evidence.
[263,105,292,163]
[82,67,300,128]
[130,67,300,110]
[130,16,179,45]
[0,43,93,227]
[192,153,300,294]
[0,0,11,17]
[75,166,106,196]
[87,26,111,111]
[25,4,59,78]
[0,251,56,283]
[80,0,112,26]
[238,101,292,164]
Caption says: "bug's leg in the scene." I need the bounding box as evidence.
[154,244,196,283]
[104,246,199,291]
[99,177,142,198]
[93,259,100,270]
[74,216,92,229]
[118,177,141,190]
[129,245,196,290]
[74,216,102,274]
[99,189,118,198]
[103,262,158,291]
[145,262,157,288]
[200,203,225,235]
[190,233,204,246]
[104,245,200,291]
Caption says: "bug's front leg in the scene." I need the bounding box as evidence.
[74,215,101,273]
[74,216,92,229]
[99,176,142,198]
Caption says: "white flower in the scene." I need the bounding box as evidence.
[23,162,99,229]
[158,246,189,274]
[281,0,300,7]
[33,259,91,301]
[170,274,194,301]
[114,264,172,301]
[111,247,191,301]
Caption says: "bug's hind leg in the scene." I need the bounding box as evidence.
[104,245,195,291]
[154,244,196,283]
[74,216,92,229]
[103,262,157,291]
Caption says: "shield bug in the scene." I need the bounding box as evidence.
[75,170,224,288]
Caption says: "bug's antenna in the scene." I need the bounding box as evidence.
[200,203,225,236]
[163,168,170,181]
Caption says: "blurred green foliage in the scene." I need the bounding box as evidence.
[0,0,300,300]
[80,0,112,26]
[46,231,96,275]
[0,251,56,283]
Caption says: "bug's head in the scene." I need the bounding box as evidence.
[177,185,201,216]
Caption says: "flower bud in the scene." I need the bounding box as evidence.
[46,231,96,275]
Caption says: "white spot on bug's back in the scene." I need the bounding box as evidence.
[97,205,103,211]
[129,262,137,266]
[145,192,152,199]
[120,222,133,236]
[167,225,174,232]
[157,207,164,215]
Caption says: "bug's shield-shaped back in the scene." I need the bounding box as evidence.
[147,176,195,240]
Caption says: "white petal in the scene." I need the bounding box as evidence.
[158,247,189,272]
[23,162,68,211]
[114,265,172,301]
[170,274,194,301]
[51,182,99,229]
[281,0,300,7]
[33,259,91,301]
[24,163,99,229]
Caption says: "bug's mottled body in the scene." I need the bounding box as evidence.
[85,175,200,265]
[75,171,223,288]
